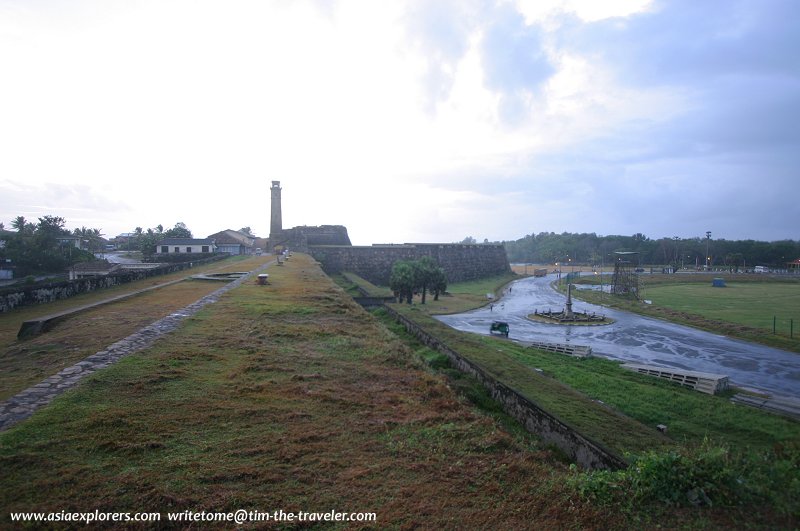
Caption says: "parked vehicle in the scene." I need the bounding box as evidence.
[490,321,509,337]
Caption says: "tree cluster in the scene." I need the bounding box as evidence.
[389,257,447,304]
[504,232,800,270]
[0,215,97,276]
[131,222,193,258]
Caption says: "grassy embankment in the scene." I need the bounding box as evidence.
[571,273,800,353]
[339,271,800,522]
[0,255,267,401]
[2,253,642,529]
[340,272,798,452]
[346,272,800,516]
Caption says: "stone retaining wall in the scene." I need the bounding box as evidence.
[383,305,627,471]
[0,255,226,313]
[310,243,510,285]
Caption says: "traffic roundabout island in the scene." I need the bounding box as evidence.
[527,282,614,325]
[527,309,614,326]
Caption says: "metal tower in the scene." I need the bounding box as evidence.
[611,251,639,298]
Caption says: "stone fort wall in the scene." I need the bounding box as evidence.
[270,225,351,251]
[309,243,510,285]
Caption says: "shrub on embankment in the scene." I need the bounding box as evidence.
[572,438,800,519]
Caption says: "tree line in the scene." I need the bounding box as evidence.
[0,215,202,277]
[503,232,800,270]
[390,257,447,304]
[0,215,97,277]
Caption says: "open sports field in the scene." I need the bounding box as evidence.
[643,281,800,334]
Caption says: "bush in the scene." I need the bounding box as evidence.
[571,438,800,516]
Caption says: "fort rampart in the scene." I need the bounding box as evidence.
[309,243,510,285]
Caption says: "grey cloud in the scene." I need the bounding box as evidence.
[479,6,554,92]
[403,0,555,117]
[562,0,800,86]
[403,0,484,112]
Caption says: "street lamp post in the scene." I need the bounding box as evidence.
[673,236,679,271]
[705,231,712,271]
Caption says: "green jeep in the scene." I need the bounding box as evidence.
[490,321,509,337]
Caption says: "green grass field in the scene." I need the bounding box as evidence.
[573,274,800,352]
[643,282,799,334]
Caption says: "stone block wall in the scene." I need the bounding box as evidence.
[310,243,511,285]
[270,225,351,252]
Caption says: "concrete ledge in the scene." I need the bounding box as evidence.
[730,394,800,420]
[622,363,729,395]
[522,340,593,358]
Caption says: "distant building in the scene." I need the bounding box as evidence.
[788,259,800,271]
[57,236,84,249]
[155,238,216,254]
[113,232,138,249]
[207,230,256,255]
[68,261,121,280]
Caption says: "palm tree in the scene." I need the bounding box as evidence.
[414,256,439,304]
[430,267,447,301]
[11,216,27,232]
[390,261,416,304]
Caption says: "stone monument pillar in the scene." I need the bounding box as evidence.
[269,181,282,246]
[565,283,574,319]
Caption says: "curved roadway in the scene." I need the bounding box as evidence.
[436,274,800,399]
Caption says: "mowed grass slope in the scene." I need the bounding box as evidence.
[1,254,622,529]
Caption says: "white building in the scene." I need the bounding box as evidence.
[156,238,216,254]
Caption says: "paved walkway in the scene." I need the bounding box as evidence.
[0,261,273,432]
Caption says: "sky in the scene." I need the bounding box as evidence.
[1,0,798,245]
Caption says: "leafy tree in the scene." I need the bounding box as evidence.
[239,227,254,236]
[2,214,94,275]
[138,228,162,258]
[73,227,105,253]
[164,222,192,239]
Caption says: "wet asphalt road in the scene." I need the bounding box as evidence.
[435,274,800,399]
